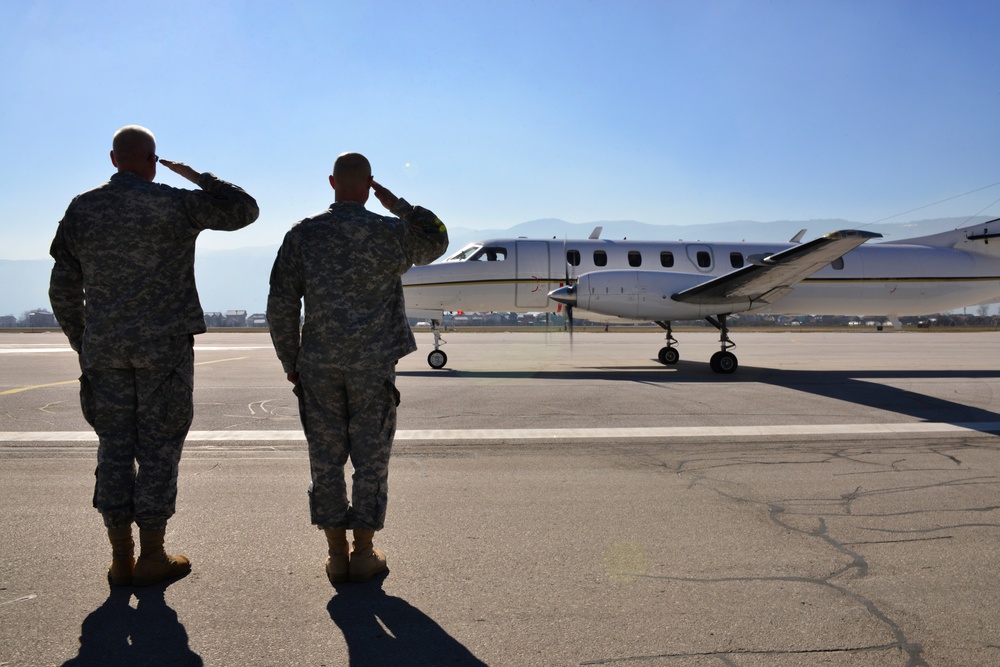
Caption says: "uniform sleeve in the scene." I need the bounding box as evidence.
[48,211,86,352]
[390,198,449,266]
[266,232,304,374]
[182,173,261,233]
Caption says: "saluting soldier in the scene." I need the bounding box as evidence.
[267,152,448,583]
[49,125,260,586]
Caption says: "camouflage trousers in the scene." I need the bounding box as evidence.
[295,364,400,531]
[79,336,194,530]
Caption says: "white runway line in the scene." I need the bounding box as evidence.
[2,422,1000,443]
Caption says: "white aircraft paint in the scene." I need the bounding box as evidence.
[402,220,1000,371]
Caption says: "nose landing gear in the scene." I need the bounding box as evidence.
[427,319,448,369]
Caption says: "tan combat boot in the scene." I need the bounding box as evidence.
[132,528,192,586]
[349,530,387,582]
[107,525,135,586]
[324,528,350,584]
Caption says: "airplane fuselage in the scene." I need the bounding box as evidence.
[404,231,1000,320]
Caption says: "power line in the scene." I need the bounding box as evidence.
[866,180,1000,226]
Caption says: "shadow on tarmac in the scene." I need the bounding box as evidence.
[402,364,1000,433]
[62,583,202,667]
[327,573,487,667]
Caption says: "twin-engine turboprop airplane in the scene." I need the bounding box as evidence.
[403,220,1000,372]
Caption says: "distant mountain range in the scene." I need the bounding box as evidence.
[1,216,991,318]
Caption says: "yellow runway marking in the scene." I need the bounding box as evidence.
[0,357,247,396]
[0,380,78,396]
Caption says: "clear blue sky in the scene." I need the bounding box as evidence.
[2,0,999,259]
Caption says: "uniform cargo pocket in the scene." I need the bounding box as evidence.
[79,374,96,427]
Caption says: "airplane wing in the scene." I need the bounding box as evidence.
[673,229,882,306]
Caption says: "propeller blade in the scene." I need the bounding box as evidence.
[562,236,574,348]
[567,303,574,349]
[562,235,580,286]
[565,237,570,285]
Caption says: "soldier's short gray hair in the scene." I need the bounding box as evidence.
[332,152,372,187]
[112,125,156,164]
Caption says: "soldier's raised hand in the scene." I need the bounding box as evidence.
[371,180,399,211]
[160,159,202,185]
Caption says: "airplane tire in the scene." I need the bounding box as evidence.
[711,351,738,374]
[427,350,448,369]
[658,347,679,365]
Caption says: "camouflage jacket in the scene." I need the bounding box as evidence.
[267,199,448,372]
[49,171,259,367]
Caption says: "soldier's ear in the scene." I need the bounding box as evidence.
[110,150,118,168]
[328,174,336,191]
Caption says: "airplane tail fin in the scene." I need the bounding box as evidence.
[882,218,1000,257]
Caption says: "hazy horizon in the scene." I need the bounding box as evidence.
[2,214,993,318]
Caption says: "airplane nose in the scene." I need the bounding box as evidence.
[548,284,577,306]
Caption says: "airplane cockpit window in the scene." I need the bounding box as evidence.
[660,251,674,267]
[594,250,608,267]
[730,252,744,268]
[446,244,482,262]
[469,246,507,262]
[567,249,581,266]
[628,251,642,267]
[831,257,844,270]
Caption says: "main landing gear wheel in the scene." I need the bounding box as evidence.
[705,314,738,374]
[427,349,448,369]
[655,321,679,366]
[710,351,738,374]
[658,346,679,365]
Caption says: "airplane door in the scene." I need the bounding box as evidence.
[685,244,715,273]
[515,241,552,308]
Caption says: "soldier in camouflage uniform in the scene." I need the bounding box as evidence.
[49,125,259,586]
[267,152,448,583]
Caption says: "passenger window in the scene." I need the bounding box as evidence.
[594,250,607,267]
[730,252,744,268]
[567,250,581,266]
[660,251,674,268]
[628,251,641,267]
[697,251,711,268]
[831,257,844,270]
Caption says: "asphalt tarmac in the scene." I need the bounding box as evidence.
[1,329,999,666]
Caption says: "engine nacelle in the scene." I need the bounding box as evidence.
[552,270,745,320]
